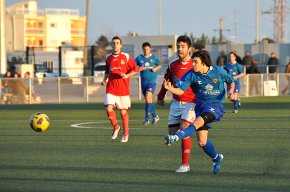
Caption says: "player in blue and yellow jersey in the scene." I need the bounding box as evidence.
[224,51,245,113]
[163,50,235,174]
[135,42,162,125]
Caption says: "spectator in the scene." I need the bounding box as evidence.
[216,50,227,68]
[282,61,290,95]
[242,51,254,66]
[9,72,27,103]
[267,52,280,74]
[24,71,38,101]
[246,60,260,96]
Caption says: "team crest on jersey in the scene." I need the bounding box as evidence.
[120,59,125,65]
[205,84,213,91]
[212,78,218,83]
[150,59,153,63]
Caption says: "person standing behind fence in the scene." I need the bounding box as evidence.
[216,50,227,68]
[135,42,162,125]
[282,61,290,95]
[101,36,138,143]
[267,52,280,80]
[246,60,260,96]
[242,51,254,66]
[225,51,245,113]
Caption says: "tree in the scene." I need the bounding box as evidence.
[94,35,110,63]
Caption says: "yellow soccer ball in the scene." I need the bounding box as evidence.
[29,112,50,132]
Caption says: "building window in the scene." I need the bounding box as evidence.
[39,40,43,46]
[50,23,57,28]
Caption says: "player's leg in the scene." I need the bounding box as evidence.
[233,83,240,113]
[116,95,131,142]
[175,104,196,172]
[142,84,150,125]
[197,129,224,174]
[146,84,159,125]
[104,94,120,140]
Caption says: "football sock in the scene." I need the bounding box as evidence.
[145,103,150,120]
[202,140,218,160]
[234,99,239,110]
[107,111,118,129]
[120,112,129,136]
[181,137,192,165]
[149,103,157,118]
[176,124,196,140]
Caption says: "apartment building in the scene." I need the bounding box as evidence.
[5,0,86,52]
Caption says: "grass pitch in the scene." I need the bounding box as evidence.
[0,97,290,192]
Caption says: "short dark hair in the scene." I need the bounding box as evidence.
[142,42,151,48]
[229,51,237,58]
[192,50,213,67]
[177,35,192,48]
[112,36,122,44]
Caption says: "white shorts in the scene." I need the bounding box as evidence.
[104,93,131,109]
[168,99,196,125]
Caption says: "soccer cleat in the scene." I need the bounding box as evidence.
[152,116,160,125]
[175,164,190,173]
[121,135,129,143]
[233,109,238,113]
[111,125,121,140]
[164,134,179,145]
[143,119,150,126]
[212,154,224,174]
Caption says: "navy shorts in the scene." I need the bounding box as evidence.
[141,83,156,96]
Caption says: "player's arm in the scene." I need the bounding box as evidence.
[227,81,235,101]
[157,66,172,105]
[101,60,110,86]
[234,64,245,79]
[120,57,138,79]
[151,64,162,73]
[163,79,184,96]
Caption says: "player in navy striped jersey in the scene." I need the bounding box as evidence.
[163,50,235,174]
[135,42,162,125]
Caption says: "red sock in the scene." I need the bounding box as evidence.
[107,111,118,130]
[120,112,129,136]
[181,137,192,165]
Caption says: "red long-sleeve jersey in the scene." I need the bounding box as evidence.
[157,58,196,103]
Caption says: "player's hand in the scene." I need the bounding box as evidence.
[120,73,128,79]
[163,79,172,90]
[157,99,165,106]
[101,80,106,86]
[227,92,234,101]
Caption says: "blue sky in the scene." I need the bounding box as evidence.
[5,0,289,44]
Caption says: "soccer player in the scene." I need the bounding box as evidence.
[224,51,245,113]
[157,35,197,173]
[163,50,235,174]
[101,36,138,143]
[135,42,162,125]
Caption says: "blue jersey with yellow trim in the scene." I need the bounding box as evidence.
[135,54,161,84]
[176,66,234,104]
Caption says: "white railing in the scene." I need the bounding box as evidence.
[0,74,289,105]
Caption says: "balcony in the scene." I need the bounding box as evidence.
[71,28,85,36]
[26,27,44,35]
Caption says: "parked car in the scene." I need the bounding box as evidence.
[94,62,106,82]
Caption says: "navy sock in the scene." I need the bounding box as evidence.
[202,140,218,160]
[176,124,196,140]
[234,99,239,110]
[149,103,157,118]
[145,103,150,120]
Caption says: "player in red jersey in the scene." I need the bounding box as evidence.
[157,35,197,172]
[101,36,138,143]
